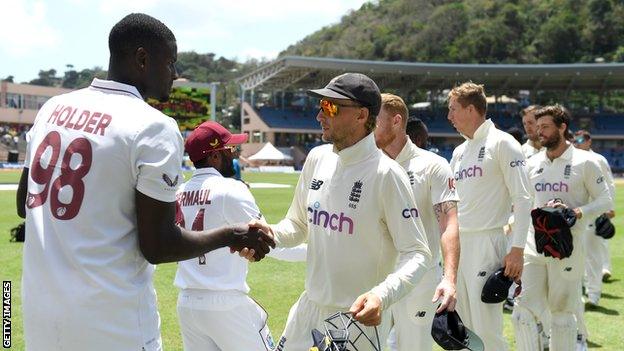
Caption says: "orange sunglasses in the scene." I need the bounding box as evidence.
[319,99,362,117]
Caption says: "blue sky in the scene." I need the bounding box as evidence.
[0,0,370,83]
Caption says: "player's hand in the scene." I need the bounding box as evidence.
[234,247,257,261]
[248,218,274,237]
[432,277,457,313]
[503,247,524,281]
[228,224,275,261]
[349,292,382,326]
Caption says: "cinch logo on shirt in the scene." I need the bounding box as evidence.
[402,208,419,218]
[509,160,526,167]
[307,201,354,235]
[454,165,483,180]
[534,181,569,192]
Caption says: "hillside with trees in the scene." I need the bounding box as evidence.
[282,0,624,64]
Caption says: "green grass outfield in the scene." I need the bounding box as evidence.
[1,170,623,350]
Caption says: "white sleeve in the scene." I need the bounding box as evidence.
[580,158,612,219]
[497,137,533,249]
[370,167,432,310]
[270,153,314,247]
[430,158,459,205]
[223,181,262,224]
[267,244,308,262]
[132,117,184,202]
[597,155,615,210]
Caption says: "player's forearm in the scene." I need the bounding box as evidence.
[510,195,532,248]
[270,219,307,248]
[436,202,459,283]
[141,223,234,264]
[16,167,29,218]
[579,195,612,221]
[370,248,431,310]
[440,227,459,283]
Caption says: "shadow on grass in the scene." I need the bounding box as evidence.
[600,292,622,300]
[588,340,602,348]
[602,278,619,284]
[585,303,620,315]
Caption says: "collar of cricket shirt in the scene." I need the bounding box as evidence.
[467,118,494,141]
[334,132,379,166]
[395,138,420,164]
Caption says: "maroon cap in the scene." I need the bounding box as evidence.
[185,121,248,162]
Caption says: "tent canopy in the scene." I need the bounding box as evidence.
[248,142,293,161]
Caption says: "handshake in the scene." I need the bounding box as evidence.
[228,220,275,261]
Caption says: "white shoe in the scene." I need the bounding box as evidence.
[576,334,588,351]
[602,269,612,282]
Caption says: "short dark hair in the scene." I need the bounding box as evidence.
[406,117,429,148]
[535,105,572,138]
[521,105,541,117]
[109,13,175,60]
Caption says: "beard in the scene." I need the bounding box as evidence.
[219,153,236,178]
[541,132,561,149]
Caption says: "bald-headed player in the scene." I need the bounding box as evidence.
[512,106,611,351]
[375,93,459,351]
[16,14,272,351]
[448,82,532,351]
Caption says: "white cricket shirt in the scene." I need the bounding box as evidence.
[450,119,532,248]
[395,139,459,266]
[271,133,432,310]
[174,167,262,293]
[522,140,543,159]
[22,78,183,350]
[525,145,612,256]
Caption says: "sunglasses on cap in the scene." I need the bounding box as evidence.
[208,145,239,153]
[319,99,362,118]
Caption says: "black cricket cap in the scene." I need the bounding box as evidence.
[431,309,484,350]
[481,267,514,303]
[307,73,381,117]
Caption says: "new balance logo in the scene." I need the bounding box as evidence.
[415,311,426,318]
[310,179,324,190]
[478,271,487,277]
[564,267,572,272]
[536,168,544,174]
[478,147,486,161]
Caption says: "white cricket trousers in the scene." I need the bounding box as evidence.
[583,222,608,299]
[177,289,275,351]
[277,291,392,351]
[515,244,585,351]
[388,265,442,351]
[455,229,508,351]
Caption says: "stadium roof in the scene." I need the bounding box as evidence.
[237,56,624,92]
